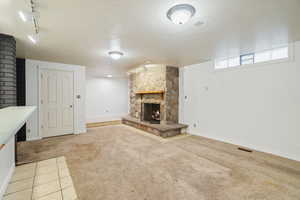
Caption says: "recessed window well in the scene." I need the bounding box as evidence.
[167,4,196,25]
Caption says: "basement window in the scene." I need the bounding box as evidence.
[214,45,290,70]
[272,47,289,60]
[255,50,271,63]
[240,53,254,65]
[228,57,240,67]
[215,59,227,69]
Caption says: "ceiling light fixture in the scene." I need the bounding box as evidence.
[108,51,124,60]
[28,35,38,44]
[106,75,113,78]
[167,4,196,25]
[18,11,37,22]
[18,11,28,22]
[18,9,40,34]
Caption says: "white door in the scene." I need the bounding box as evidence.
[40,69,74,138]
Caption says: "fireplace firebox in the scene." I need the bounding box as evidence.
[142,103,160,124]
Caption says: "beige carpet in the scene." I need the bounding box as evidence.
[17,125,300,200]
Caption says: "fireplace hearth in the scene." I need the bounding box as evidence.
[142,103,160,124]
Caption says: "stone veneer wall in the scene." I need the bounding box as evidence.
[0,34,16,109]
[129,64,179,124]
[165,66,179,123]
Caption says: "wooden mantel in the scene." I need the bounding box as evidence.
[135,90,164,100]
[135,90,164,95]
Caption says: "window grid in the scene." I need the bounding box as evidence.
[240,53,254,65]
[215,46,289,70]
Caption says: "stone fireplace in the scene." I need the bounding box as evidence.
[122,64,187,137]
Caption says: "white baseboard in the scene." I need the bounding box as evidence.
[86,114,127,123]
[0,164,15,200]
[26,136,42,141]
[188,130,300,162]
[74,127,87,134]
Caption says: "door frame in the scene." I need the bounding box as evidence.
[38,66,76,138]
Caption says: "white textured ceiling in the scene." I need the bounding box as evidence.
[1,0,300,77]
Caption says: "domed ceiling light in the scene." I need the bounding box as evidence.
[167,4,196,25]
[108,51,124,60]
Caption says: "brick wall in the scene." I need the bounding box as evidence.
[0,34,17,108]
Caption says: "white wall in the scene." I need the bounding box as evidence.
[180,41,300,161]
[26,59,86,140]
[86,77,129,123]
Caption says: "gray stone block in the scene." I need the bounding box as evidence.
[0,34,16,108]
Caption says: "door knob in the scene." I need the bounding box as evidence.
[70,105,73,108]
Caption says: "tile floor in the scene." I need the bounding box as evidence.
[3,156,78,200]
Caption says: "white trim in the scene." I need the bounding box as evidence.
[38,67,42,139]
[86,114,127,123]
[71,71,75,134]
[26,136,42,141]
[178,67,185,124]
[0,164,15,199]
[74,127,86,134]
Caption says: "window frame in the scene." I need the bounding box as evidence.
[214,44,293,71]
[240,53,255,65]
[254,50,272,64]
